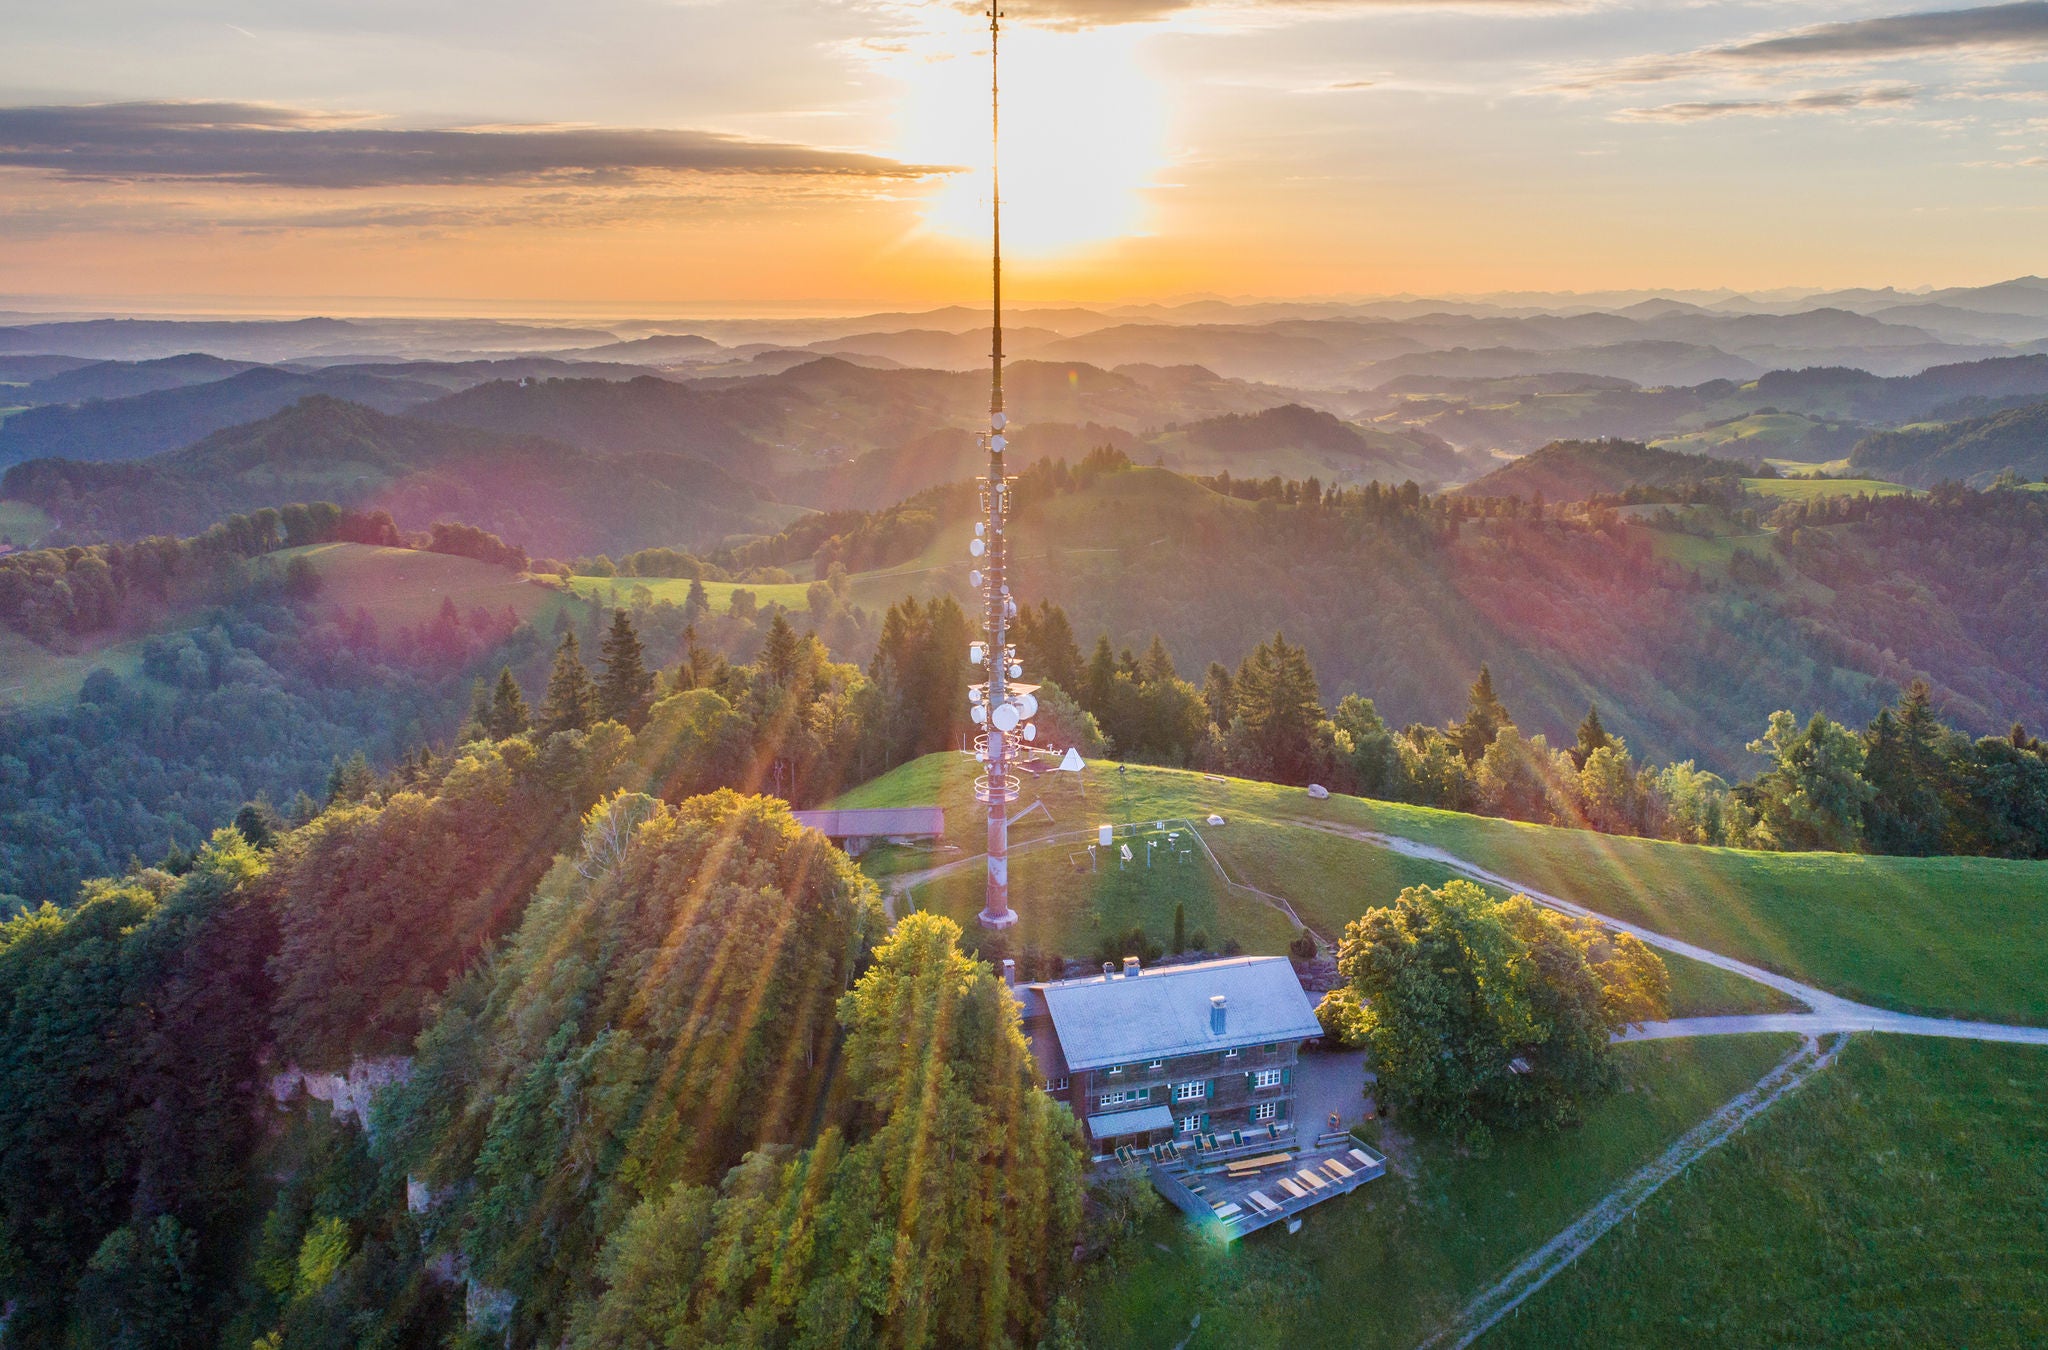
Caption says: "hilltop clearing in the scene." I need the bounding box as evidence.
[1653,410,1863,462]
[836,754,2048,1025]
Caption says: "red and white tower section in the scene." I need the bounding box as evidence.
[970,4,1034,930]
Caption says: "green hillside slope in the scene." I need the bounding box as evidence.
[838,754,2048,1024]
[1494,1035,2048,1348]
[1850,400,2048,487]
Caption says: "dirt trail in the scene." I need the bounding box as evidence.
[1418,1034,1844,1350]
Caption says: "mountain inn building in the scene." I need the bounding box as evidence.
[1012,955,1325,1156]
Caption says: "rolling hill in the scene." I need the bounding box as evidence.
[17,353,260,405]
[0,396,792,555]
[1146,403,1468,486]
[1849,401,2048,487]
[0,366,447,466]
[1460,440,1751,501]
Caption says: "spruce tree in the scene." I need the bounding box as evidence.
[760,612,800,688]
[487,666,530,738]
[463,677,492,741]
[326,751,377,806]
[1573,705,1611,770]
[1455,664,1514,765]
[1202,662,1235,729]
[1084,635,1118,714]
[597,609,654,728]
[538,632,598,736]
[1141,634,1176,685]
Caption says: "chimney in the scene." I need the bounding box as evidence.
[1210,994,1227,1035]
[1002,958,1016,987]
[1123,956,1140,979]
[1102,962,1116,981]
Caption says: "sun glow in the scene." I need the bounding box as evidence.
[889,22,1167,258]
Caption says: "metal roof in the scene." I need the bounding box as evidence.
[1086,1103,1174,1141]
[790,807,945,838]
[1034,956,1322,1071]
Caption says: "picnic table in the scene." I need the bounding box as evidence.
[1224,1152,1294,1175]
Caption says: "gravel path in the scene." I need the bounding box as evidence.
[1417,1034,1845,1350]
[1292,819,2048,1046]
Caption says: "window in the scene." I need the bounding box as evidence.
[1045,1076,1068,1092]
[1174,1081,1206,1102]
[1098,1087,1149,1108]
[1252,1101,1278,1123]
[1106,1064,1125,1075]
[1177,1114,1202,1134]
[1262,1044,1278,1054]
[1223,1048,1240,1059]
[1254,1068,1283,1089]
[1147,1059,1165,1070]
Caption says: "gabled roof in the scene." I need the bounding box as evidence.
[790,806,944,837]
[1033,956,1321,1071]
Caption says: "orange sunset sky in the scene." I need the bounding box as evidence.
[3,1,2047,313]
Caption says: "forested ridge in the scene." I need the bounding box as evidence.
[0,703,1089,1346]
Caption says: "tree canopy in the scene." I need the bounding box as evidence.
[1338,879,1669,1145]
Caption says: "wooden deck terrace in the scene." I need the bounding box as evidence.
[1146,1133,1387,1241]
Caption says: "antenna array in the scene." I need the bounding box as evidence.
[968,5,1033,929]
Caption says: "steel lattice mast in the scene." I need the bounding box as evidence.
[970,3,1034,929]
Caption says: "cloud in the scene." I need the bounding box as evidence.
[0,101,945,189]
[1717,2,2048,64]
[1558,2,2048,92]
[1620,86,1921,122]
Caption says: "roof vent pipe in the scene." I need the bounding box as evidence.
[1210,994,1227,1035]
[1102,962,1116,980]
[1002,958,1016,987]
[1123,956,1140,978]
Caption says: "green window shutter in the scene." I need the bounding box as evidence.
[1201,1112,1210,1131]
[1283,1068,1291,1087]
[1204,1079,1213,1098]
[1279,1099,1289,1120]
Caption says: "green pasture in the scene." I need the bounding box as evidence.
[0,500,52,549]
[1741,476,1917,502]
[1081,1035,1800,1350]
[1493,1035,2048,1347]
[838,755,2048,1024]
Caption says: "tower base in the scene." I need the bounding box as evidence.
[977,907,1020,930]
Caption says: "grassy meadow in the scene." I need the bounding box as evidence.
[1490,1036,2048,1348]
[286,543,580,629]
[1741,476,1917,502]
[1081,1035,1800,1350]
[0,500,52,549]
[834,754,2048,1024]
[0,543,586,711]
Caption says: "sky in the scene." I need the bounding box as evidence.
[1,0,2045,313]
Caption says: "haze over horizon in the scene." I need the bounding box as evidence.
[5,1,2047,309]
